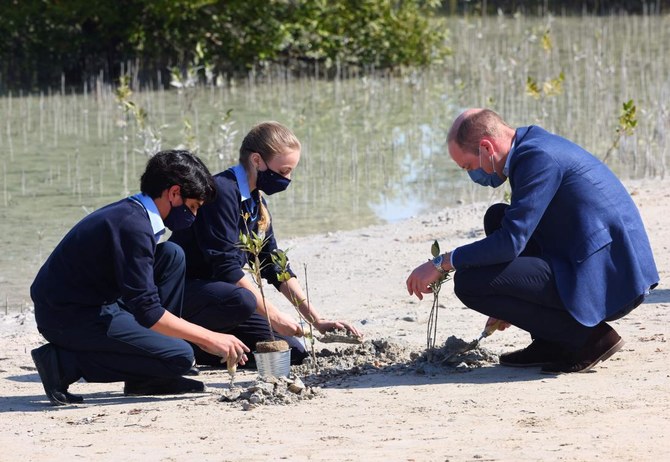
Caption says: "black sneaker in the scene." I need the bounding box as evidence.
[541,323,624,374]
[31,344,83,406]
[123,376,205,396]
[499,339,568,367]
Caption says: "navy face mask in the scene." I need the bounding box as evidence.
[164,201,196,231]
[256,163,291,195]
[468,150,506,188]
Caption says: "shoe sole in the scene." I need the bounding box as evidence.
[541,338,625,375]
[124,389,206,396]
[580,337,625,373]
[499,361,548,368]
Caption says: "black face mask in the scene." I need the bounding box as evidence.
[256,165,291,195]
[164,200,196,231]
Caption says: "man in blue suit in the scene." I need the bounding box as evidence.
[406,108,659,374]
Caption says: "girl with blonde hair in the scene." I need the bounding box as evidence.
[171,122,360,365]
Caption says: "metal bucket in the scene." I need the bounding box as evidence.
[253,349,291,378]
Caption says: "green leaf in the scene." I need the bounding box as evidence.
[526,76,541,100]
[431,240,440,258]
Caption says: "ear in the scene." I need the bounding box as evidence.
[479,138,495,155]
[167,184,182,202]
[250,152,265,170]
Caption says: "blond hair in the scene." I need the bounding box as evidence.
[239,121,301,233]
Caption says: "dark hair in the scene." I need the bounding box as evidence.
[140,150,216,202]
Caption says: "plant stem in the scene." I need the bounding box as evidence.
[303,263,318,369]
[254,254,275,342]
[427,283,440,349]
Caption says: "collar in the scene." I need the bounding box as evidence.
[502,135,516,177]
[231,164,252,202]
[129,193,165,241]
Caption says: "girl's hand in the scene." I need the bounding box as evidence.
[314,320,362,337]
[271,310,304,337]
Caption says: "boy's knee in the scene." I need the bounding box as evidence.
[158,241,185,267]
[235,287,257,318]
[167,341,196,375]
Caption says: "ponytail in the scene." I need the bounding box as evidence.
[256,191,271,234]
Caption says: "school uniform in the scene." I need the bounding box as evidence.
[170,165,307,365]
[31,194,194,385]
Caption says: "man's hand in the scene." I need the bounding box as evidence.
[484,317,511,335]
[406,260,443,300]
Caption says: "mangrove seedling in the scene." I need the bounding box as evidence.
[238,227,276,342]
[271,248,318,369]
[427,240,452,349]
[602,99,638,164]
[237,220,290,357]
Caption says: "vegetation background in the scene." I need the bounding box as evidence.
[1,0,668,92]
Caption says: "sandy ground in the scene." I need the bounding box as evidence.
[1,179,668,462]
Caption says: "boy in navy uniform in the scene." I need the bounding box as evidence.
[31,150,252,405]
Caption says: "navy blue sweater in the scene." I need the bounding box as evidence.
[170,168,294,289]
[31,198,165,329]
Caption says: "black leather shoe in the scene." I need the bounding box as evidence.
[31,344,83,406]
[499,339,568,367]
[185,365,200,376]
[123,376,205,396]
[541,323,624,374]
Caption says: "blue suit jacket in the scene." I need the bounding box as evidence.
[452,126,659,326]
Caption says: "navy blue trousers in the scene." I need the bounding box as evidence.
[454,204,599,350]
[181,279,308,365]
[36,242,194,385]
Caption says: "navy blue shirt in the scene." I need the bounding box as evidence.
[170,165,294,289]
[31,197,166,329]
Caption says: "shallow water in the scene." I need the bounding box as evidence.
[1,15,668,308]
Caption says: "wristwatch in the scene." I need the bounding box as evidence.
[431,253,449,276]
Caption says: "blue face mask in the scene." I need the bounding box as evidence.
[468,150,506,188]
[164,202,196,231]
[256,162,291,195]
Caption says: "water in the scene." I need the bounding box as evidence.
[1,15,668,308]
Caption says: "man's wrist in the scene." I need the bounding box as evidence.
[431,253,449,275]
